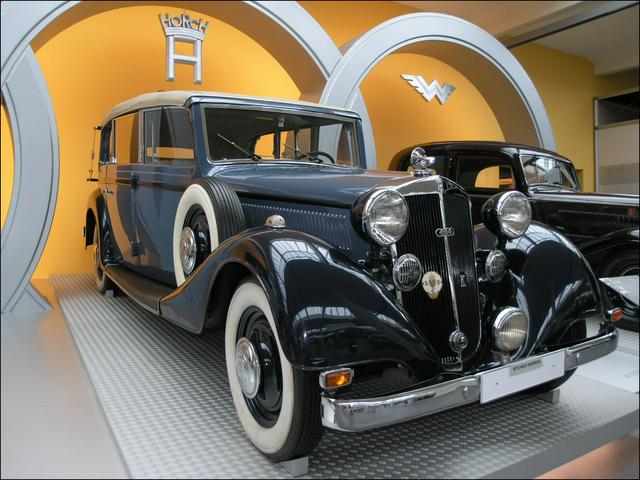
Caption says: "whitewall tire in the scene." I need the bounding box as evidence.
[172,178,245,286]
[225,280,323,460]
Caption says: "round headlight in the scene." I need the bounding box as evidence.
[362,189,409,246]
[482,191,531,239]
[492,307,528,352]
[393,254,422,291]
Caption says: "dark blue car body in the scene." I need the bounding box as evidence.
[85,91,614,381]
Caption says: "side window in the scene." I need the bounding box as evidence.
[143,108,194,166]
[456,155,514,191]
[99,122,112,164]
[113,113,139,163]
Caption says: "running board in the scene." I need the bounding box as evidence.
[105,265,174,315]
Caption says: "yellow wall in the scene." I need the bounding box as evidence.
[511,43,639,191]
[1,104,14,229]
[360,53,504,170]
[28,5,299,279]
[3,2,638,280]
[303,1,639,190]
[301,1,419,48]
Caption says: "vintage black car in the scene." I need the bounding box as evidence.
[85,92,619,461]
[392,141,639,329]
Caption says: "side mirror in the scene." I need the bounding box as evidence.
[409,147,435,173]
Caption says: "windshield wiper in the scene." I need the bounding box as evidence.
[283,143,321,163]
[529,183,577,191]
[216,133,261,161]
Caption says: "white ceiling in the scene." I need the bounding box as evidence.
[396,1,639,76]
[535,5,639,75]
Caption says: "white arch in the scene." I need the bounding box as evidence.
[0,0,374,312]
[320,13,556,152]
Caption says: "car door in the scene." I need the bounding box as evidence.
[453,152,516,224]
[134,107,196,285]
[102,112,141,268]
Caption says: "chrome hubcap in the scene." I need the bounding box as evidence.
[180,227,197,274]
[235,337,261,399]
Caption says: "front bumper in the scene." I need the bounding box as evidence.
[321,329,618,432]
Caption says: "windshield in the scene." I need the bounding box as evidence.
[203,106,360,167]
[521,155,579,190]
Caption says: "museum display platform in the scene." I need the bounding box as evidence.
[48,274,638,479]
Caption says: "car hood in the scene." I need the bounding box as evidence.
[530,190,640,207]
[211,162,411,207]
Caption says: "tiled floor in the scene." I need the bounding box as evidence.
[1,278,638,478]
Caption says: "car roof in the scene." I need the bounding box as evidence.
[419,141,570,161]
[102,90,361,125]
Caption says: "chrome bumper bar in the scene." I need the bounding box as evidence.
[321,329,618,432]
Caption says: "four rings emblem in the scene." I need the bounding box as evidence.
[435,227,455,237]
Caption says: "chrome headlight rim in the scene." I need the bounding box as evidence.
[362,188,409,246]
[482,191,532,239]
[492,307,529,352]
[495,191,532,239]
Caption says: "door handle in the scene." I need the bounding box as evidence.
[131,175,139,188]
[102,188,113,196]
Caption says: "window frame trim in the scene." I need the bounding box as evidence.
[139,105,196,168]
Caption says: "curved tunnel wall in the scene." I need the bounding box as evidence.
[1,1,554,313]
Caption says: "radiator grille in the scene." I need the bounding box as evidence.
[396,188,480,366]
[396,193,457,366]
[444,190,481,358]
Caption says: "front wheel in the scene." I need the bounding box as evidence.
[225,280,323,461]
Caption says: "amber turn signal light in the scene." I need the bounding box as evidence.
[319,368,353,390]
[608,308,624,322]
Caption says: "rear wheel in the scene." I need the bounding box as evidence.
[225,280,323,461]
[92,224,115,294]
[173,178,245,286]
[597,249,639,332]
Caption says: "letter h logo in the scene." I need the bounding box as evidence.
[160,13,209,84]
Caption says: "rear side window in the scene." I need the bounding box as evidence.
[456,154,514,191]
[113,113,139,163]
[143,108,194,166]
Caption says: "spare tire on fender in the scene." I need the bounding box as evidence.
[173,177,245,286]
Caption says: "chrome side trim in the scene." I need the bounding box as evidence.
[437,177,462,367]
[389,243,402,304]
[321,329,617,432]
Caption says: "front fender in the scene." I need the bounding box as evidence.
[474,222,602,353]
[160,228,441,376]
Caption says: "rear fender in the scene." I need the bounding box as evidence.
[160,228,441,376]
[580,228,639,272]
[85,189,103,247]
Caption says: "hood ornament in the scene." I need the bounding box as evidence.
[409,147,436,176]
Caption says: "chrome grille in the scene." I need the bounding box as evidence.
[396,187,480,366]
[396,193,458,366]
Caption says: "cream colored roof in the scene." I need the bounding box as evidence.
[102,90,358,125]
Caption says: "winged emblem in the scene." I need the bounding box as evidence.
[401,74,456,105]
